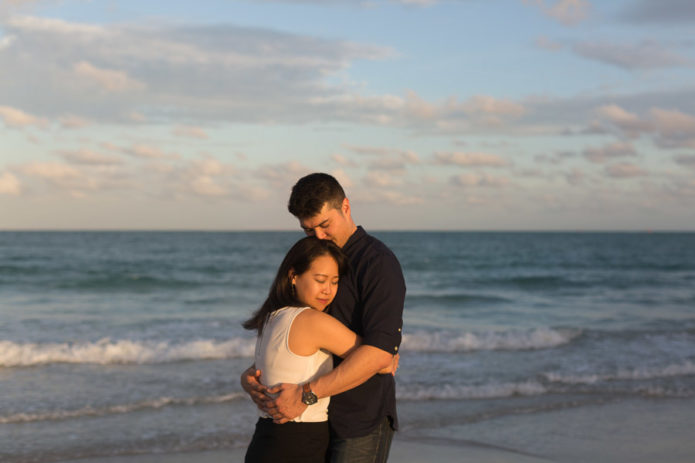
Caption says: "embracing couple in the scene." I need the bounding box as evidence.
[240,173,406,463]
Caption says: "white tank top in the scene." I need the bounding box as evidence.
[254,306,332,422]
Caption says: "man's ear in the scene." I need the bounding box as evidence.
[341,197,350,217]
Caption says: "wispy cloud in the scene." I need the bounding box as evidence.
[583,141,637,163]
[674,154,695,167]
[0,105,46,128]
[620,0,695,24]
[0,171,21,195]
[450,173,510,188]
[173,126,209,139]
[596,105,695,149]
[1,15,395,124]
[58,148,124,166]
[605,163,647,178]
[572,40,692,70]
[433,151,508,167]
[73,61,145,93]
[523,0,591,26]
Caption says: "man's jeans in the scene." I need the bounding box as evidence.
[328,417,394,463]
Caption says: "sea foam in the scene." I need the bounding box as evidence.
[401,327,580,352]
[0,392,244,424]
[543,361,695,385]
[397,380,547,400]
[0,338,255,367]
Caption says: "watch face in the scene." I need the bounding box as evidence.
[302,391,318,405]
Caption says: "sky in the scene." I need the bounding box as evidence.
[1,0,694,230]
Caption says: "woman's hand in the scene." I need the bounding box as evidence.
[240,366,271,410]
[377,353,399,376]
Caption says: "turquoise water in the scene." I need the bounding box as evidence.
[1,231,694,461]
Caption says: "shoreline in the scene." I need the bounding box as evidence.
[54,397,695,463]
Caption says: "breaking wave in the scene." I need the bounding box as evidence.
[0,393,245,424]
[402,327,580,352]
[0,338,255,367]
[397,381,547,400]
[543,361,695,385]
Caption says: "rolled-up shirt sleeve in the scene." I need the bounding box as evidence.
[358,251,406,354]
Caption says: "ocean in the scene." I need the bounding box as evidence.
[1,231,694,462]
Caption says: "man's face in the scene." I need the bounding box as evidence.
[299,199,353,248]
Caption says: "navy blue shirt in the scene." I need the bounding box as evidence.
[327,226,406,438]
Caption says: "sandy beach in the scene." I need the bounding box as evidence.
[57,397,695,463]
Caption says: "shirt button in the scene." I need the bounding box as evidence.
[394,346,398,352]
[398,328,402,332]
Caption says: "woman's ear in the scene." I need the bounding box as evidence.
[288,269,296,285]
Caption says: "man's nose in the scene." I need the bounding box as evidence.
[314,229,327,240]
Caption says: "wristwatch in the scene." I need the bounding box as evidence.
[301,383,318,405]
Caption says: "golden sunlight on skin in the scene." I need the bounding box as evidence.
[290,254,339,312]
[298,199,357,249]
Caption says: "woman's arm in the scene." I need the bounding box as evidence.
[289,309,359,357]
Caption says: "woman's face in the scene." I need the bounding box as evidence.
[291,254,339,311]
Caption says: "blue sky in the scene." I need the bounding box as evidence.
[1,0,694,230]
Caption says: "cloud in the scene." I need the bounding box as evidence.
[535,35,564,51]
[58,149,124,166]
[605,163,647,178]
[674,154,695,167]
[363,171,403,188]
[523,0,591,26]
[173,125,208,139]
[330,169,354,189]
[73,61,145,93]
[0,105,46,128]
[0,34,16,50]
[343,145,419,171]
[535,150,577,165]
[595,104,649,136]
[123,144,180,160]
[0,171,21,195]
[16,161,102,196]
[583,141,637,163]
[564,168,584,185]
[572,41,691,70]
[620,0,695,24]
[354,188,424,205]
[433,151,508,167]
[256,161,314,190]
[332,154,358,167]
[391,0,439,5]
[651,108,695,137]
[59,114,91,129]
[595,105,695,149]
[450,173,510,188]
[0,15,394,125]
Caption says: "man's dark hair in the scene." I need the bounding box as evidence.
[288,173,346,219]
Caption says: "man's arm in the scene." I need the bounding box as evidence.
[265,345,393,423]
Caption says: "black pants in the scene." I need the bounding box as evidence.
[245,417,329,463]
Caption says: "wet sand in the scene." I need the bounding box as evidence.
[58,397,695,463]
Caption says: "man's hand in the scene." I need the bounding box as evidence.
[263,382,307,424]
[377,353,400,376]
[240,366,272,411]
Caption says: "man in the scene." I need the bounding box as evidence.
[241,172,406,463]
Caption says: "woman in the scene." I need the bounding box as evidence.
[243,236,374,463]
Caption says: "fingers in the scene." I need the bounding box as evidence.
[265,385,282,395]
